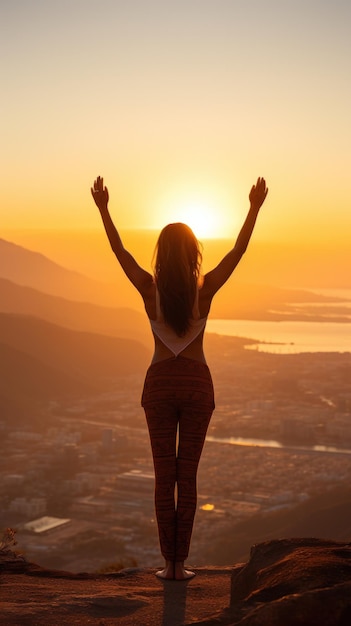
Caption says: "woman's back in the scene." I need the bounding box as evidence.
[144,281,210,364]
[91,175,268,362]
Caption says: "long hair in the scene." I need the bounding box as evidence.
[153,223,203,336]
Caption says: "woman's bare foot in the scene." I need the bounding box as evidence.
[155,560,174,580]
[174,561,195,580]
[155,560,195,580]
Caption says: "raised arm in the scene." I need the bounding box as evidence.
[203,177,268,297]
[91,176,153,294]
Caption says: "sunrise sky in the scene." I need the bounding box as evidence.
[2,0,351,245]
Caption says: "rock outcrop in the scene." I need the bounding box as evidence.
[1,537,351,625]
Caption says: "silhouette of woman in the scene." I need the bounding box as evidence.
[91,175,268,580]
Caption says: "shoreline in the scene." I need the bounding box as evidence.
[209,312,351,323]
[206,318,351,354]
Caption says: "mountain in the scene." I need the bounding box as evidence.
[2,538,351,625]
[204,484,351,565]
[209,280,350,320]
[0,238,124,307]
[0,341,93,422]
[0,278,151,345]
[2,237,349,324]
[0,313,150,422]
[0,313,149,382]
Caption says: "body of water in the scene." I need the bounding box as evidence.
[206,319,351,353]
[206,435,351,456]
[207,288,351,354]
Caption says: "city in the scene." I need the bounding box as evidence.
[1,334,350,573]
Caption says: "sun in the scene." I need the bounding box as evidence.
[150,181,240,239]
[174,201,223,239]
[155,189,230,239]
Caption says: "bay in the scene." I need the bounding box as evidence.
[206,435,351,456]
[206,319,351,353]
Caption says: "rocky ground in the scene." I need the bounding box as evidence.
[1,538,351,625]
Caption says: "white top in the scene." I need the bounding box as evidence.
[149,289,207,357]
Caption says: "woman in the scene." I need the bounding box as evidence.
[91,175,268,580]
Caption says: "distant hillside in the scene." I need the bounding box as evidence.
[1,237,348,320]
[0,313,149,422]
[0,278,151,346]
[0,238,123,306]
[209,281,351,320]
[8,228,351,289]
[0,341,94,423]
[204,484,351,565]
[0,313,149,381]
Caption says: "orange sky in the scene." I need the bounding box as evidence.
[2,1,351,248]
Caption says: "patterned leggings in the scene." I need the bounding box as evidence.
[141,356,215,562]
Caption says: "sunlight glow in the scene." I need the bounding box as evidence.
[154,186,234,239]
[176,201,221,238]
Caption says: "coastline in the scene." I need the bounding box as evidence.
[207,318,351,354]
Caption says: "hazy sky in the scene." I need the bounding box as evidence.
[2,0,350,243]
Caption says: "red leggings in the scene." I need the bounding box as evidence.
[141,356,215,562]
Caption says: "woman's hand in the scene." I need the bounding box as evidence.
[91,176,109,211]
[249,177,268,211]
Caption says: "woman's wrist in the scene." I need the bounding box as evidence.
[249,203,260,213]
[98,203,109,213]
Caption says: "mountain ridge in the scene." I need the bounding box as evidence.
[1,237,349,321]
[0,238,123,306]
[0,313,150,422]
[2,538,351,625]
[0,312,149,380]
[0,277,150,345]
